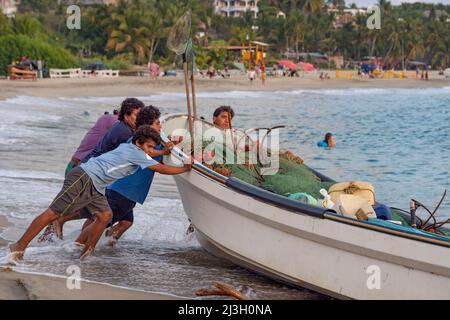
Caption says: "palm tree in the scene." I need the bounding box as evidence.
[106,4,152,64]
[0,14,12,35]
[303,0,324,14]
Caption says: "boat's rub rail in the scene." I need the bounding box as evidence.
[222,175,450,248]
[225,177,334,219]
[324,212,450,248]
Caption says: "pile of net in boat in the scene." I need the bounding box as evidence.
[199,140,333,199]
[198,140,450,236]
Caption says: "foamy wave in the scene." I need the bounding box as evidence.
[0,169,63,181]
[1,96,79,109]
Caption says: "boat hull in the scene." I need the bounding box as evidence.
[173,171,450,300]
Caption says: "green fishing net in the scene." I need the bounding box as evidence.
[201,139,332,200]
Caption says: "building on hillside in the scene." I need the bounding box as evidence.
[214,0,259,18]
[324,4,366,29]
[0,0,17,18]
[422,9,449,21]
[333,13,356,28]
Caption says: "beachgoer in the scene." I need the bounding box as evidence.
[9,126,192,261]
[212,106,256,153]
[82,98,144,163]
[260,65,266,85]
[248,70,255,83]
[65,112,118,177]
[318,133,336,148]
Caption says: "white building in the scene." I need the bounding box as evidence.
[0,0,17,18]
[214,0,259,18]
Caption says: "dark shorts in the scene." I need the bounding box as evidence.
[79,189,135,226]
[50,167,111,217]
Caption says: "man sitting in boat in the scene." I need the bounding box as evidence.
[212,106,256,152]
[213,105,234,130]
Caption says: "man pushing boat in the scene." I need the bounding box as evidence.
[9,125,191,261]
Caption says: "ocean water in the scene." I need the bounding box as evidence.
[0,87,449,299]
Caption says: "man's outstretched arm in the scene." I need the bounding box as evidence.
[148,163,192,175]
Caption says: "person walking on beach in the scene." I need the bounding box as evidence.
[260,64,266,85]
[9,125,192,261]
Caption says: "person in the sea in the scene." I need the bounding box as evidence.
[65,111,118,177]
[9,125,192,261]
[318,133,336,148]
[49,106,175,245]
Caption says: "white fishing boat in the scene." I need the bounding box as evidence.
[161,113,450,300]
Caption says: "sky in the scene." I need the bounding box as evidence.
[350,0,450,6]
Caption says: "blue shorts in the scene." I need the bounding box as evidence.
[79,189,136,225]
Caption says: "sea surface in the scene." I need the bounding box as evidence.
[0,87,449,299]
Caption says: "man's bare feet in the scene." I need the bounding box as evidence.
[53,219,64,240]
[8,243,24,262]
[105,228,119,247]
[80,246,94,261]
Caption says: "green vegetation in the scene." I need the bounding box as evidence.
[0,35,76,75]
[0,0,449,75]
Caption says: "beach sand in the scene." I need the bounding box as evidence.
[1,216,179,300]
[0,267,182,300]
[0,72,448,100]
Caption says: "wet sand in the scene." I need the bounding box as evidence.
[0,73,448,100]
[0,266,182,300]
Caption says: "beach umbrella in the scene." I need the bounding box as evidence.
[298,62,314,72]
[278,60,297,70]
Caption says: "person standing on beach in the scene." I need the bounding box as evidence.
[260,64,266,85]
[65,111,118,176]
[9,125,192,261]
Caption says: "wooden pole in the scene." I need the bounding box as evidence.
[183,57,194,146]
[190,73,197,120]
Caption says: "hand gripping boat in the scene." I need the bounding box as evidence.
[161,113,450,300]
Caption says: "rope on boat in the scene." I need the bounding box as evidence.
[392,189,449,235]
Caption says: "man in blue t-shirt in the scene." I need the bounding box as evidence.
[101,107,173,245]
[9,126,192,261]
